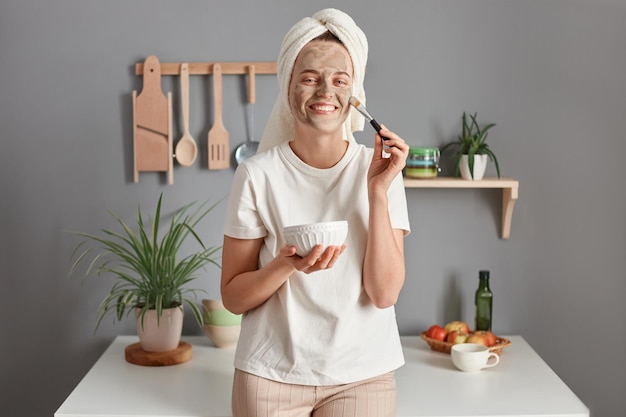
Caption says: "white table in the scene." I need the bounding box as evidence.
[55,335,589,417]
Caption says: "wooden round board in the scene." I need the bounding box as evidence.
[125,341,192,366]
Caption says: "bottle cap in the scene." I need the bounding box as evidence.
[479,270,490,279]
[409,147,439,156]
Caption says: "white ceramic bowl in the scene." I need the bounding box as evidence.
[282,221,348,257]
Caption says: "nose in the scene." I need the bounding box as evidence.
[316,78,333,98]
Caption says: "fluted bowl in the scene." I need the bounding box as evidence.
[282,221,348,257]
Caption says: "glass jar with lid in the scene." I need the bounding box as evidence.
[405,147,440,179]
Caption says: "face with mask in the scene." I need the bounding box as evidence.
[288,40,354,138]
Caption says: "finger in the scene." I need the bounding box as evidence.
[373,131,384,157]
[379,125,397,143]
[280,245,298,258]
[300,245,323,268]
[384,142,409,161]
[325,246,344,269]
[379,133,408,159]
[379,127,406,146]
[315,246,339,269]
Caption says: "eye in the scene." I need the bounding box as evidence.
[335,78,351,87]
[300,73,319,85]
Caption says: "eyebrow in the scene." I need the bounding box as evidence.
[298,68,353,77]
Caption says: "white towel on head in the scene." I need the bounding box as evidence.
[257,8,369,154]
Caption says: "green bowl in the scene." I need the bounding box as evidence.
[203,308,242,326]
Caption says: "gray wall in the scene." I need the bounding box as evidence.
[1,1,624,416]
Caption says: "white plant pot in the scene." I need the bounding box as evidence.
[136,306,184,352]
[460,154,488,180]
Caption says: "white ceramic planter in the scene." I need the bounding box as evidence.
[460,154,488,180]
[136,306,184,352]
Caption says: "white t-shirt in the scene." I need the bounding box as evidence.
[223,141,411,385]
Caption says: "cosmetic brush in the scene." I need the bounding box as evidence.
[349,96,389,141]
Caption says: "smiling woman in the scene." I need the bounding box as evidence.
[219,7,412,417]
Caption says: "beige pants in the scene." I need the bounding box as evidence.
[232,369,397,417]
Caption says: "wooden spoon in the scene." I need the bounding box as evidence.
[175,63,197,167]
[207,63,230,170]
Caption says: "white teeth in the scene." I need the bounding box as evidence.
[312,105,335,112]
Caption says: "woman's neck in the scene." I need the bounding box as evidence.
[289,128,349,169]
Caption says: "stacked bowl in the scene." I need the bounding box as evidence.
[201,299,241,348]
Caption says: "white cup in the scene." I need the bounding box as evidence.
[451,343,500,372]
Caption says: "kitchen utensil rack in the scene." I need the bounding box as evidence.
[132,57,277,184]
[135,61,277,76]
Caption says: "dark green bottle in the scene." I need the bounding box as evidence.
[475,270,493,331]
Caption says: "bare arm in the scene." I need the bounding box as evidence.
[362,127,409,308]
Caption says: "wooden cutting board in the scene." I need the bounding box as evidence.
[124,341,192,366]
[133,55,173,184]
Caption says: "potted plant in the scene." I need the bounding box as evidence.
[440,112,501,180]
[69,193,221,352]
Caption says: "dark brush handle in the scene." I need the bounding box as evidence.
[370,119,389,141]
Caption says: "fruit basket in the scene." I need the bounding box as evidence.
[420,332,512,355]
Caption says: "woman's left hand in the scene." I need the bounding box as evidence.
[286,243,348,274]
[367,125,409,193]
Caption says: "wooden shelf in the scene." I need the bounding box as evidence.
[403,177,519,239]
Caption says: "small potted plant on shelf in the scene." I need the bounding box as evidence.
[440,112,500,180]
[68,193,221,352]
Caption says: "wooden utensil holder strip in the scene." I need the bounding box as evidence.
[135,62,277,76]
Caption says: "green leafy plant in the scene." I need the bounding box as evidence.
[68,193,221,333]
[440,112,500,179]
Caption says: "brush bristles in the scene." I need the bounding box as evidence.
[349,96,373,121]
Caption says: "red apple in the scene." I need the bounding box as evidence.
[468,330,497,347]
[446,330,469,344]
[444,320,470,335]
[426,325,447,341]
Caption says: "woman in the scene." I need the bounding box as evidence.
[221,8,410,417]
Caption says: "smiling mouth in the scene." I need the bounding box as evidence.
[310,104,338,112]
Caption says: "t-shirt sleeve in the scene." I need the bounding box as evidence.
[223,163,267,239]
[388,171,411,236]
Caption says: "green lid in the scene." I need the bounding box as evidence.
[409,147,439,156]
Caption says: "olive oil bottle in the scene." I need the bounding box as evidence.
[475,270,493,331]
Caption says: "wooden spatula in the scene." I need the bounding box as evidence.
[207,63,230,170]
